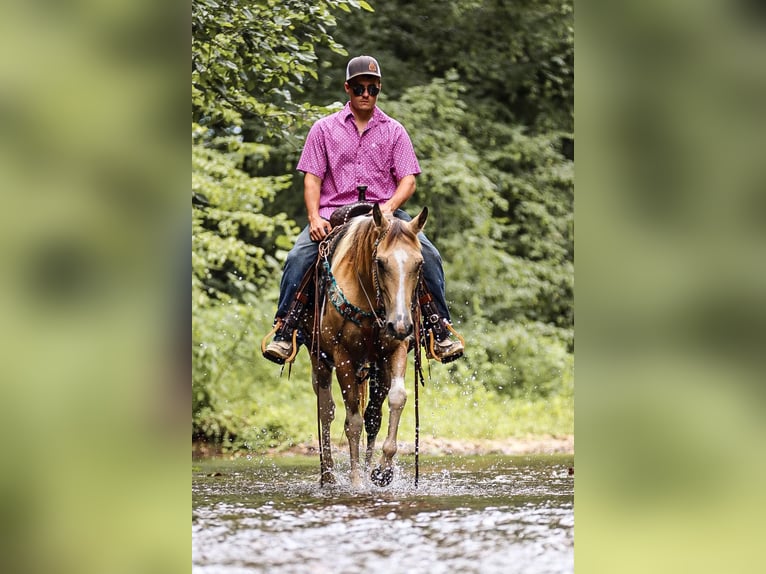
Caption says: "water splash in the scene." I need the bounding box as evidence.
[193,454,573,574]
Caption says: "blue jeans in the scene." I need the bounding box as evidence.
[275,209,451,322]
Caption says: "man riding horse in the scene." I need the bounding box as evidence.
[263,55,463,365]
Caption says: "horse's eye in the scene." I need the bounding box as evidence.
[375,258,385,269]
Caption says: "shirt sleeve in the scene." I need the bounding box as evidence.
[390,123,421,181]
[296,122,327,179]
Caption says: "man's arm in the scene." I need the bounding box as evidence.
[380,174,417,215]
[305,172,331,241]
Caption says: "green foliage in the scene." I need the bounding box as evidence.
[384,75,573,334]
[457,320,574,399]
[192,125,298,304]
[327,0,573,132]
[478,124,574,329]
[383,75,503,243]
[192,299,312,450]
[422,367,573,438]
[192,0,372,136]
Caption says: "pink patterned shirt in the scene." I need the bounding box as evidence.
[297,102,421,219]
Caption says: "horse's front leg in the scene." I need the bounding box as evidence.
[364,368,389,468]
[312,359,335,485]
[335,352,364,487]
[372,344,409,487]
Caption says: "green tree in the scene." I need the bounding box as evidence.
[192,0,365,133]
[316,0,573,132]
[384,75,573,399]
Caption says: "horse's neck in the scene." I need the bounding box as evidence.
[328,220,380,309]
[334,257,376,309]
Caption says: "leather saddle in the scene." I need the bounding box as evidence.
[328,185,375,228]
[328,201,374,228]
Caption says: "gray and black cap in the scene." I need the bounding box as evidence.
[345,55,381,81]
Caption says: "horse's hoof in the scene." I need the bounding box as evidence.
[371,466,394,487]
[320,471,336,486]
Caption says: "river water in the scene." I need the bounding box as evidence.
[192,453,574,574]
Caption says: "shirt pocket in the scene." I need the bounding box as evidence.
[367,140,393,175]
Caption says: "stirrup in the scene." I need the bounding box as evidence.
[261,322,299,365]
[426,323,465,363]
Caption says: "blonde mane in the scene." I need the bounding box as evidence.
[332,215,421,280]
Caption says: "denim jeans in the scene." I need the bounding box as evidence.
[275,209,451,322]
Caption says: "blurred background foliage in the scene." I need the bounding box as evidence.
[192,0,574,451]
[3,0,765,571]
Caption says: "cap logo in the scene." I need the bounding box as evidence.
[368,61,377,72]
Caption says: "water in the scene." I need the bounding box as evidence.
[193,453,574,574]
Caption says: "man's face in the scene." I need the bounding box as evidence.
[345,74,381,112]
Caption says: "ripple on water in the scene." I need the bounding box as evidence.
[193,455,573,574]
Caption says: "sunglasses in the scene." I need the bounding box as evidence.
[349,83,380,97]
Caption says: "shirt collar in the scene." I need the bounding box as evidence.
[339,102,388,126]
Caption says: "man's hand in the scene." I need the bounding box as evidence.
[308,215,331,242]
[304,173,329,241]
[379,201,395,216]
[380,175,416,217]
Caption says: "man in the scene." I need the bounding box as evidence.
[263,55,463,364]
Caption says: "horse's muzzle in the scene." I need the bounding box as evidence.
[385,318,414,341]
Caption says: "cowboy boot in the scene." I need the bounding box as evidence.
[417,281,464,363]
[425,316,464,363]
[262,320,297,364]
[262,262,318,365]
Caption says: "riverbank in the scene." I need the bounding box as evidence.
[193,434,573,459]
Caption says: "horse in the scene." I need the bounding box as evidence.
[309,203,428,488]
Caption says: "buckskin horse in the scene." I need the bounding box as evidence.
[309,203,428,488]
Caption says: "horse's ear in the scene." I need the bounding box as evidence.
[373,203,384,227]
[410,206,428,234]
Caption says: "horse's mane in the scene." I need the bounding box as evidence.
[332,215,420,280]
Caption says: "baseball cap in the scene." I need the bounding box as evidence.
[345,55,381,81]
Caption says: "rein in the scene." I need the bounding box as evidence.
[413,273,426,488]
[357,272,384,328]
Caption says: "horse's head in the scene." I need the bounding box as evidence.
[372,204,428,341]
